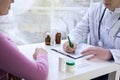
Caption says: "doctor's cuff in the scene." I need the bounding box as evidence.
[108,50,114,62]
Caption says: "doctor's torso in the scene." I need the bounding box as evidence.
[88,2,120,49]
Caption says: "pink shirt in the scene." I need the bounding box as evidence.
[0,33,48,80]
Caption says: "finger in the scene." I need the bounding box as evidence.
[66,47,74,53]
[66,50,73,53]
[82,50,94,56]
[87,55,96,60]
[69,45,76,52]
[82,47,96,53]
[63,42,69,51]
[33,54,36,60]
[63,45,68,52]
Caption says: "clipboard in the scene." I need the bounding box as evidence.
[51,43,92,59]
[51,48,84,59]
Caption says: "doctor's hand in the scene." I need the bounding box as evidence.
[63,41,77,53]
[81,47,112,61]
[33,48,48,60]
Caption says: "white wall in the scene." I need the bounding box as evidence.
[2,0,99,45]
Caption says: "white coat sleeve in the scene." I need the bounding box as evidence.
[110,32,120,64]
[68,6,92,44]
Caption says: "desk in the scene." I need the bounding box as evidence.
[18,41,120,80]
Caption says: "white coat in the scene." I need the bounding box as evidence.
[69,2,120,64]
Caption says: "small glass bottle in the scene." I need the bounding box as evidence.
[55,32,61,44]
[50,29,57,45]
[45,33,51,45]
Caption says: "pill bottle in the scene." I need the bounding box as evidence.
[66,60,75,72]
[55,32,61,44]
[45,33,51,45]
[59,56,66,72]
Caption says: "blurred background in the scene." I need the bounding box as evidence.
[0,0,99,45]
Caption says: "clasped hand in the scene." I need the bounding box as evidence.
[33,48,48,60]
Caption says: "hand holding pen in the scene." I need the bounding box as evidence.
[63,36,77,53]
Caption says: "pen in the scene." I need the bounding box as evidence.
[68,36,74,48]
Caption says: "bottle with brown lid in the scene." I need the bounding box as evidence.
[45,33,51,45]
[55,32,61,44]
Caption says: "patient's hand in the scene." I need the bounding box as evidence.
[33,48,48,60]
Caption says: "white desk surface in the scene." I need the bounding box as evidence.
[18,41,120,80]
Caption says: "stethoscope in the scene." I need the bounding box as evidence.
[98,8,120,47]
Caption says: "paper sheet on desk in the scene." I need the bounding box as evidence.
[52,43,93,59]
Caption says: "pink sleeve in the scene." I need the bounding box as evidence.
[0,33,48,80]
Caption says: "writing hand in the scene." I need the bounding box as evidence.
[63,41,77,54]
